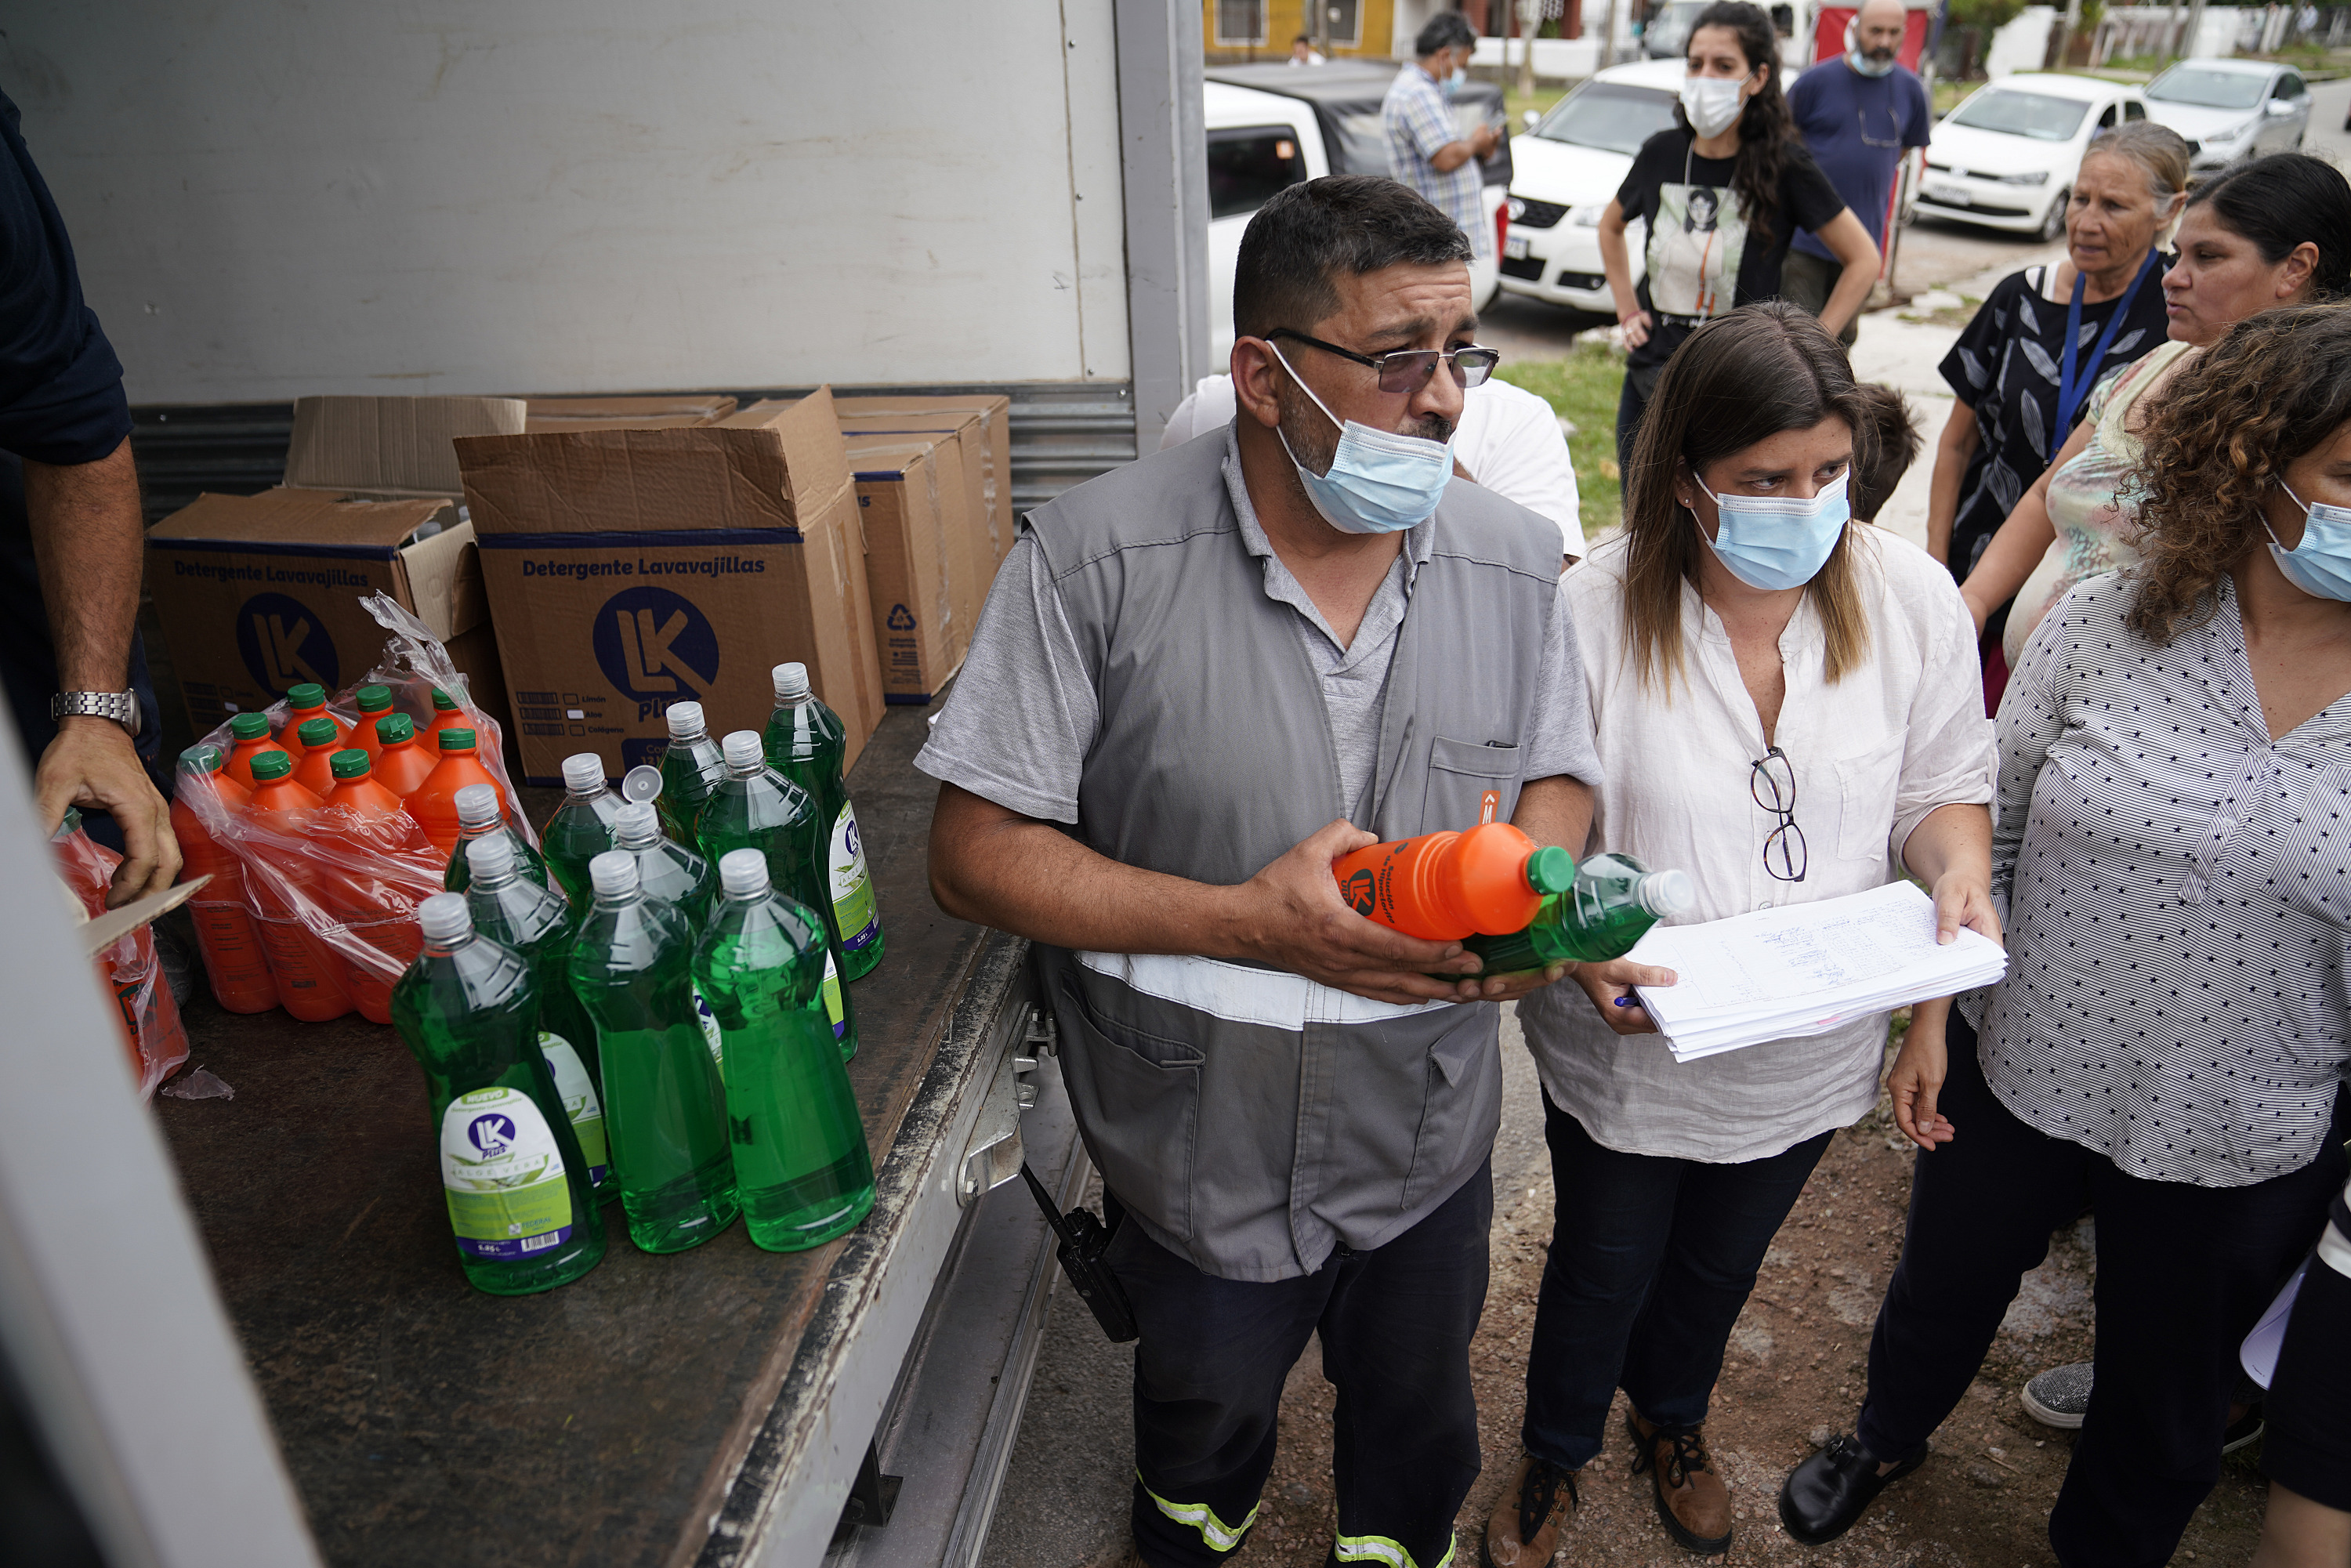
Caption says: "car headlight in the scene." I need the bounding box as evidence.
[1570,203,1607,227]
[1993,170,2049,186]
[2205,119,2253,143]
[1505,196,1526,221]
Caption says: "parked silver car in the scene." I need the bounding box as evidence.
[2141,57,2310,169]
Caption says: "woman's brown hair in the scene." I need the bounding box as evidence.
[1622,301,1879,693]
[2127,301,2351,643]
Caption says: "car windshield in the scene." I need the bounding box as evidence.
[1206,127,1308,221]
[2144,66,2266,109]
[1944,89,2091,140]
[1534,82,1681,155]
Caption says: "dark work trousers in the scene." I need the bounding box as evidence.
[1614,375,1650,477]
[1521,1088,1832,1468]
[1855,1013,2350,1568]
[1110,1161,1492,1568]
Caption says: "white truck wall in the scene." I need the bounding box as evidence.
[0,2,1129,404]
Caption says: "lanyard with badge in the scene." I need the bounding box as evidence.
[2054,248,2161,437]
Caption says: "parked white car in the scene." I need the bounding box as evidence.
[2141,56,2310,170]
[1917,74,2150,239]
[1499,58,1687,317]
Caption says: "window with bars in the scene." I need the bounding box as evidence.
[1214,0,1269,45]
[1319,0,1363,45]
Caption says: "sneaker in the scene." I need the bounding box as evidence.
[2222,1403,2266,1456]
[1628,1410,1733,1555]
[1482,1453,1578,1567]
[2021,1362,2092,1430]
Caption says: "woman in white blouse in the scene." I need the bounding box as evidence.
[1483,302,1997,1567]
[1784,303,2351,1564]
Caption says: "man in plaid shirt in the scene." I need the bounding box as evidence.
[1382,13,1500,262]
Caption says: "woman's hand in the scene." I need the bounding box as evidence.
[1888,1005,1956,1151]
[1929,865,2001,947]
[1617,309,1654,350]
[1570,955,1677,1035]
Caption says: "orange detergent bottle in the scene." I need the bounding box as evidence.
[1330,822,1577,941]
[171,746,279,1015]
[347,684,397,759]
[317,749,432,1023]
[242,751,353,1022]
[222,711,291,788]
[408,726,507,856]
[284,682,352,748]
[371,712,437,798]
[291,716,345,798]
[426,686,474,740]
[320,748,435,854]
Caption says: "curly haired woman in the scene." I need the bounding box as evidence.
[1780,302,2351,1566]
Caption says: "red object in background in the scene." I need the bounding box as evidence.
[172,757,280,1015]
[1495,201,1510,266]
[53,818,191,1098]
[1810,5,1935,72]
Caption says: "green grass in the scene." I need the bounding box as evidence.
[1505,83,1571,131]
[1495,341,1626,541]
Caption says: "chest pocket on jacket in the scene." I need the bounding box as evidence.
[1834,733,1907,864]
[1424,735,1523,834]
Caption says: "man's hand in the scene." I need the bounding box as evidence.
[1225,820,1489,1006]
[38,717,179,906]
[1888,1010,1956,1151]
[1472,123,1501,158]
[1567,954,1678,1035]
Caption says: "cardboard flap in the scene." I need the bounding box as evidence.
[523,395,738,433]
[147,488,451,550]
[284,396,528,496]
[77,876,210,955]
[842,434,944,479]
[455,425,853,536]
[713,387,853,509]
[393,521,486,642]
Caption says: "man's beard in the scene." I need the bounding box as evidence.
[1864,45,1896,62]
[1274,378,1453,476]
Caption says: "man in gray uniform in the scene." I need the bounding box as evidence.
[918,176,1599,1568]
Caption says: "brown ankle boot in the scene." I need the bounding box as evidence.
[1481,1453,1578,1567]
[1628,1410,1733,1555]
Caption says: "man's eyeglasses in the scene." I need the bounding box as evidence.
[1266,329,1502,393]
[1751,746,1808,883]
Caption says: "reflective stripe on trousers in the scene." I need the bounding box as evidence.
[1335,1533,1456,1568]
[1140,1473,1258,1553]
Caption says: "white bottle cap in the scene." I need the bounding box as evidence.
[562,754,606,794]
[772,662,811,702]
[621,764,664,805]
[719,847,771,898]
[665,701,707,741]
[588,850,640,900]
[418,892,473,944]
[469,835,517,881]
[612,800,661,847]
[1640,868,1697,918]
[454,783,502,829]
[722,730,765,772]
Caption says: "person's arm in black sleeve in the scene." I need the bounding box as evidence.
[0,92,176,904]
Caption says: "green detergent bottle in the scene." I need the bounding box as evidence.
[445,781,550,893]
[1464,852,1697,973]
[568,850,738,1253]
[542,753,622,905]
[696,849,876,1251]
[613,796,726,1075]
[763,662,885,981]
[657,701,730,846]
[697,730,860,1062]
[391,894,605,1295]
[461,835,612,1204]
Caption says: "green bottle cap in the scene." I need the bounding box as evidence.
[378,713,415,744]
[248,751,293,780]
[355,684,393,712]
[431,687,458,711]
[438,726,476,751]
[179,745,223,773]
[1525,845,1576,896]
[329,748,372,780]
[287,682,326,708]
[297,716,337,747]
[229,712,270,739]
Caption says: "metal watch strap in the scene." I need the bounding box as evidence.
[52,690,139,730]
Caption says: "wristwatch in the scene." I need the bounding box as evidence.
[52,690,140,734]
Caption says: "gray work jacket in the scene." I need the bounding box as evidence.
[1033,431,1562,1280]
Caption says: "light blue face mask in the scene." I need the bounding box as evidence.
[2267,480,2351,601]
[1694,469,1852,590]
[1273,344,1455,535]
[1444,66,1468,99]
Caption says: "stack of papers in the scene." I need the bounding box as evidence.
[1629,881,2008,1062]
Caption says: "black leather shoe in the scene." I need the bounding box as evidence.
[1777,1433,1926,1546]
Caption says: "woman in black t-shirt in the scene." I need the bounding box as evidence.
[1599,1,1878,473]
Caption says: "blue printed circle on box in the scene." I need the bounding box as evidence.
[468,1111,519,1156]
[234,592,339,696]
[591,586,719,703]
[886,603,918,631]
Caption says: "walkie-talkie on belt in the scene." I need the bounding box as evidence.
[1019,1163,1139,1342]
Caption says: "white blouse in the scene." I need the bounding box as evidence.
[1519,528,1998,1162]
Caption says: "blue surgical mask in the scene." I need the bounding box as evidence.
[2266,481,2351,601]
[1273,343,1454,536]
[1694,470,1851,590]
[1845,19,1898,75]
[1444,67,1468,99]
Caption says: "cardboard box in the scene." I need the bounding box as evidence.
[842,433,958,704]
[456,388,885,786]
[523,395,737,433]
[835,392,1012,567]
[282,395,527,499]
[146,489,506,734]
[831,408,988,665]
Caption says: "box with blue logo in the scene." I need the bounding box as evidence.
[455,387,885,788]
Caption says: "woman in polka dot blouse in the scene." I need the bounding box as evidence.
[1783,304,2351,1562]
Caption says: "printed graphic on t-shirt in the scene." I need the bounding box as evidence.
[1647,183,1744,320]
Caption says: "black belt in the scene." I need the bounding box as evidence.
[1652,311,1713,330]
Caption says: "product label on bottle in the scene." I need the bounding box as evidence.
[538,1034,608,1186]
[831,806,881,951]
[822,948,846,1041]
[693,984,726,1074]
[439,1087,574,1260]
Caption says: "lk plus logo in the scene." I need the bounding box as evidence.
[467,1112,517,1158]
[1341,869,1377,918]
[234,592,339,695]
[592,587,719,720]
